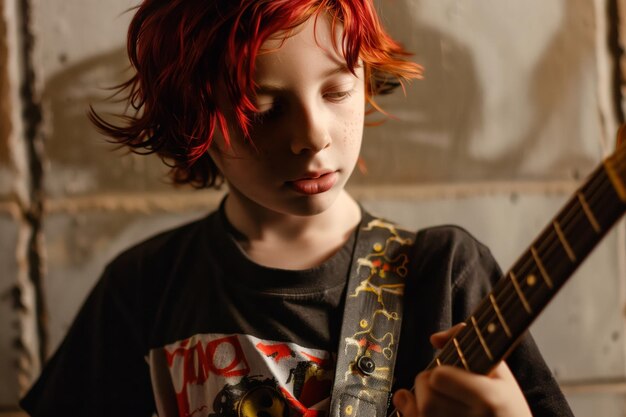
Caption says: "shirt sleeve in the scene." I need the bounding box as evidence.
[19,262,156,417]
[394,225,574,417]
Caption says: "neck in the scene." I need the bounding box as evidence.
[223,189,361,269]
[225,189,360,241]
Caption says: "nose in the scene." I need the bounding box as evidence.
[289,98,331,155]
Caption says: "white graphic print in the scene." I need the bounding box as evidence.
[148,334,335,417]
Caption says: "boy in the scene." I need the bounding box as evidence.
[20,1,573,416]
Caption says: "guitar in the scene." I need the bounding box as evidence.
[388,128,626,417]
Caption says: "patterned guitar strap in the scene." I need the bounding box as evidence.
[329,217,416,417]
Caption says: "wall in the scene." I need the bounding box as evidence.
[0,0,624,415]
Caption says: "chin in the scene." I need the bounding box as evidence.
[283,192,341,217]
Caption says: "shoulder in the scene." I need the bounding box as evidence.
[358,209,498,286]
[360,209,486,258]
[103,211,217,287]
[359,207,501,293]
[408,224,503,300]
[83,211,221,342]
[414,225,494,270]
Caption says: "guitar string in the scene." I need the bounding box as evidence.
[386,171,608,417]
[451,164,614,370]
[447,150,625,370]
[430,162,612,371]
[393,147,626,415]
[454,169,613,370]
[473,148,626,364]
[387,151,625,416]
[466,173,608,362]
[456,148,626,368]
[426,168,599,368]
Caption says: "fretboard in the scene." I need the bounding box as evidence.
[429,158,626,374]
[387,142,626,417]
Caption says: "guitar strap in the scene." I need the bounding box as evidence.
[329,217,416,417]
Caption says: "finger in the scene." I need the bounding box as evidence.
[427,365,499,408]
[392,389,418,417]
[489,359,518,383]
[429,323,466,349]
[414,370,473,417]
[488,361,533,415]
[425,363,532,416]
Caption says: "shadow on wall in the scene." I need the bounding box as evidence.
[357,0,598,185]
[520,0,599,179]
[41,48,171,199]
[41,1,599,195]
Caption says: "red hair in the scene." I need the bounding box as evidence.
[90,0,423,188]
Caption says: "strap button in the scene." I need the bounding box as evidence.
[356,356,376,375]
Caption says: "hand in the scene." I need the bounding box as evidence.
[392,323,533,417]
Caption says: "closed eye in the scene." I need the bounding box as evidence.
[324,90,354,103]
[252,101,282,125]
[251,87,355,125]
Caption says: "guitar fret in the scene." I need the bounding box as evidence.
[530,246,553,288]
[452,337,470,371]
[553,220,577,262]
[489,294,512,338]
[510,271,532,313]
[471,315,493,361]
[577,191,601,233]
[412,145,626,394]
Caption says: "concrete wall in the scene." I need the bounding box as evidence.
[0,0,624,415]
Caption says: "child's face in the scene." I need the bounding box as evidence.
[209,14,365,217]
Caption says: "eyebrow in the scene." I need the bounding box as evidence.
[255,63,361,94]
[323,63,361,78]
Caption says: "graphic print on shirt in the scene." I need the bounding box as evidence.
[148,333,335,417]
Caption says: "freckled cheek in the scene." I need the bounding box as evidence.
[338,111,365,151]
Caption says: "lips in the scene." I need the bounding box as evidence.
[287,171,338,195]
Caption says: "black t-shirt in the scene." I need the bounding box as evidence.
[20,204,573,417]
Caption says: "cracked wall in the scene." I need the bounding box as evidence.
[0,0,41,412]
[1,0,626,415]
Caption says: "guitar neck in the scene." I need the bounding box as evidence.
[386,142,626,417]
[428,152,626,375]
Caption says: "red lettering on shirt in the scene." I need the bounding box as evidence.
[165,335,251,416]
[256,342,295,362]
[166,335,251,379]
[205,336,251,377]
